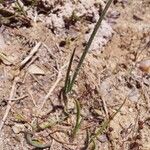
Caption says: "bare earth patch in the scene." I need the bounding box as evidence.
[0,0,150,150]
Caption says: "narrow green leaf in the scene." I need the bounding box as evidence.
[72,99,81,138]
[69,0,113,91]
[89,97,127,144]
[84,130,91,150]
[91,139,96,150]
[64,48,76,94]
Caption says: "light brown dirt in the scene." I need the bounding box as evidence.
[0,0,150,150]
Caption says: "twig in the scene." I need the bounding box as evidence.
[20,42,41,68]
[141,84,150,109]
[39,62,68,110]
[0,77,18,132]
[27,89,37,107]
[7,95,28,101]
[43,43,60,73]
[101,96,109,119]
[50,132,77,146]
[30,73,47,93]
[33,9,38,23]
[25,55,38,69]
[97,77,109,118]
[43,43,56,59]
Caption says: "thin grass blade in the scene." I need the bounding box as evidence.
[89,96,127,143]
[64,48,76,94]
[72,99,81,138]
[69,0,113,91]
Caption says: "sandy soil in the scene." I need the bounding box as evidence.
[0,0,150,150]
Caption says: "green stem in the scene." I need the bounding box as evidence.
[16,0,27,16]
[69,0,113,91]
[64,48,76,94]
[90,97,127,143]
[72,99,81,138]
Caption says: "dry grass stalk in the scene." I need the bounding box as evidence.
[20,42,41,68]
[39,62,69,111]
[0,77,19,132]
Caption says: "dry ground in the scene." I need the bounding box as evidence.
[0,0,150,150]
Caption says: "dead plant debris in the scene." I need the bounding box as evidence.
[0,0,150,150]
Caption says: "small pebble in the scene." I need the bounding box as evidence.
[12,124,25,134]
[138,59,150,73]
[98,134,108,143]
[129,108,133,112]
